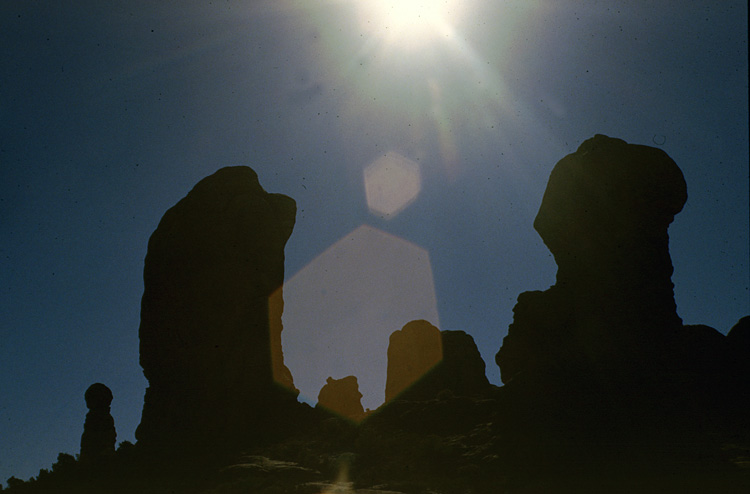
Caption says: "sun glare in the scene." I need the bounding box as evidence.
[357,0,460,48]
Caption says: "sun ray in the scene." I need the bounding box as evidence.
[288,0,541,179]
[355,0,462,50]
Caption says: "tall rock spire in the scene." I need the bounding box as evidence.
[136,166,298,453]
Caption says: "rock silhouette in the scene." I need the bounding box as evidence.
[727,315,750,369]
[497,135,688,384]
[7,151,749,494]
[386,321,491,402]
[79,383,116,464]
[493,135,750,486]
[136,166,300,454]
[385,320,443,402]
[494,137,750,430]
[316,376,366,422]
[435,330,491,397]
[726,316,750,416]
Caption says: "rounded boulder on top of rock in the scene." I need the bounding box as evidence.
[80,383,116,464]
[498,135,688,384]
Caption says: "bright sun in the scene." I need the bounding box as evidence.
[357,0,461,49]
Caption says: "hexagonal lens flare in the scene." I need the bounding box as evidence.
[364,152,422,219]
[273,225,440,414]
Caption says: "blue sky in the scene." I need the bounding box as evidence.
[1,0,747,484]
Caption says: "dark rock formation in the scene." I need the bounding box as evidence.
[679,324,730,377]
[136,166,300,453]
[385,320,442,402]
[385,320,491,402]
[316,376,366,422]
[80,383,116,464]
[727,316,750,362]
[726,316,750,416]
[492,135,750,485]
[437,330,492,396]
[497,135,688,384]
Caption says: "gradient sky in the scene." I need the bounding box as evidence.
[1,0,747,484]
